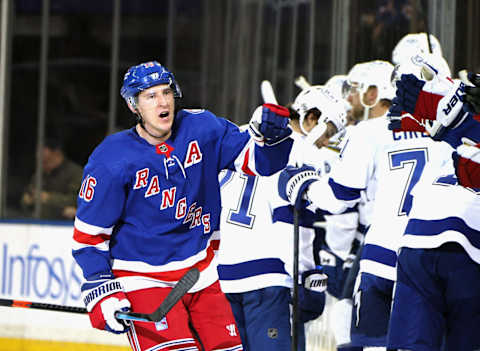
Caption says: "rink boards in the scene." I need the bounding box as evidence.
[0,221,130,350]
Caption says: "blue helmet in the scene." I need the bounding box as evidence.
[120,61,182,107]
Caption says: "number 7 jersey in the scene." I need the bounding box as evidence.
[309,116,453,281]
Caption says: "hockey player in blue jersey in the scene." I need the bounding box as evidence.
[72,61,294,351]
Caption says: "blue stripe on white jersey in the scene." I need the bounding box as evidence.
[272,205,317,227]
[362,244,397,267]
[406,217,480,248]
[401,168,480,265]
[217,258,288,280]
[328,178,363,201]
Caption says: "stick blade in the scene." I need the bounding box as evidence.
[150,267,200,322]
[115,267,200,323]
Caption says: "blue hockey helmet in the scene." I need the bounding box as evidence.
[120,61,182,107]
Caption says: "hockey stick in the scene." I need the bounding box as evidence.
[291,208,300,351]
[0,299,87,314]
[261,80,279,105]
[260,79,300,351]
[115,267,200,322]
[0,267,200,323]
[294,75,312,90]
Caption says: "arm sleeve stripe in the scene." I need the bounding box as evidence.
[241,148,256,176]
[74,216,114,235]
[73,227,110,245]
[328,178,363,201]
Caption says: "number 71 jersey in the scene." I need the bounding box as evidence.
[330,117,454,281]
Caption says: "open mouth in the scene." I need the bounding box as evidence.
[159,111,169,118]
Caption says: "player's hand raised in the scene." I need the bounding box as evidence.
[248,103,292,146]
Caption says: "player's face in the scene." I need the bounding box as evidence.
[302,111,318,134]
[313,122,338,149]
[347,91,365,122]
[136,84,175,140]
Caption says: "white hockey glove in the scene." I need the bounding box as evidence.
[248,103,292,146]
[424,80,467,138]
[278,164,320,209]
[82,275,131,334]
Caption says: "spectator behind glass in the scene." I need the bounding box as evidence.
[21,137,83,220]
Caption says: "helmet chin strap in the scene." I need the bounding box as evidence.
[305,122,327,147]
[360,92,378,120]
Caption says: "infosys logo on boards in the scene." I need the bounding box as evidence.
[0,243,82,304]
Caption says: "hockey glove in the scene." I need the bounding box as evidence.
[388,67,456,132]
[389,75,480,148]
[452,141,480,189]
[387,108,427,132]
[298,267,327,323]
[278,164,320,209]
[249,103,292,146]
[465,72,480,114]
[395,69,456,120]
[82,274,131,334]
[387,71,449,132]
[318,246,351,299]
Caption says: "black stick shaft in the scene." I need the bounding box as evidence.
[291,207,300,351]
[0,298,87,314]
[0,268,200,323]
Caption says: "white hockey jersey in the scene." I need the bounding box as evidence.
[401,163,480,264]
[307,117,453,280]
[322,126,364,260]
[217,131,318,293]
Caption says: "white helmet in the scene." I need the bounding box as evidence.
[325,75,347,98]
[343,60,396,106]
[292,85,347,135]
[391,52,452,85]
[325,74,352,113]
[392,32,443,66]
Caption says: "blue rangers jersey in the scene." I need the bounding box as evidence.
[401,163,480,263]
[72,109,293,293]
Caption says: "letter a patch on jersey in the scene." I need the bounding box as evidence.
[184,140,202,168]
